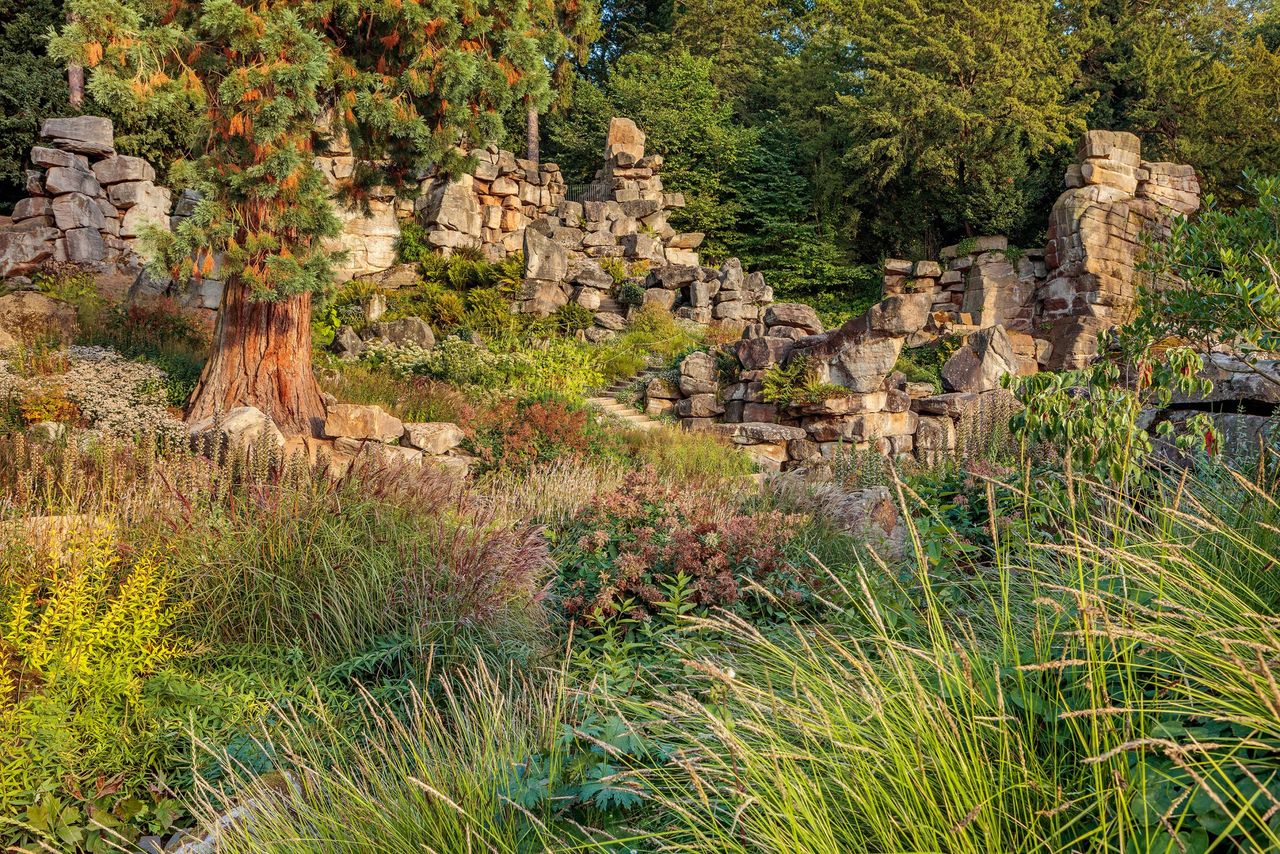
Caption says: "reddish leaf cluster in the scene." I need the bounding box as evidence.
[558,470,809,625]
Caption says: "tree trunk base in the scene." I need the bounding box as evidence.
[186,285,326,437]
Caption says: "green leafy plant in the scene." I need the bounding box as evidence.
[762,357,853,406]
[552,302,595,335]
[1011,343,1216,484]
[617,280,645,307]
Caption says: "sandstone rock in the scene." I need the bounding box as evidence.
[763,303,823,334]
[419,173,482,235]
[403,422,465,454]
[12,197,53,221]
[30,146,87,170]
[371,264,420,290]
[680,351,718,384]
[41,116,114,156]
[189,406,286,452]
[523,280,569,316]
[646,377,681,400]
[51,192,106,231]
[360,441,424,468]
[605,117,646,161]
[912,392,980,417]
[741,403,778,423]
[643,287,676,311]
[324,403,405,442]
[734,336,794,371]
[109,180,165,209]
[364,317,435,349]
[570,260,613,290]
[645,397,676,417]
[622,232,664,262]
[44,166,103,197]
[867,293,932,336]
[330,325,366,358]
[120,192,172,237]
[594,312,627,331]
[679,374,718,396]
[676,393,725,418]
[668,232,705,249]
[93,155,155,185]
[63,227,106,263]
[0,229,58,277]
[524,226,568,283]
[941,325,1019,393]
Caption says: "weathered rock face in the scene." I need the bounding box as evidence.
[416,146,567,263]
[941,325,1019,393]
[189,406,286,453]
[324,403,405,443]
[403,422,465,454]
[40,116,115,157]
[0,117,172,278]
[1039,130,1201,369]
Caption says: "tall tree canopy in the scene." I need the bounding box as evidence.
[50,0,561,433]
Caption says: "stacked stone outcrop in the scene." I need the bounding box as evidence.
[0,117,170,277]
[516,118,772,329]
[416,149,566,261]
[649,297,1026,472]
[1039,130,1201,369]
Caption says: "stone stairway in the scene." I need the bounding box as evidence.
[597,297,625,315]
[586,366,665,431]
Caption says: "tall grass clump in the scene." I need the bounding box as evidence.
[622,461,1280,853]
[190,667,605,853]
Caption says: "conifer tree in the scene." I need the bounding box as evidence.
[50,0,556,434]
[830,0,1087,251]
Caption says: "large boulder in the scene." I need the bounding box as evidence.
[680,351,719,385]
[189,406,286,452]
[941,325,1019,393]
[44,166,103,197]
[867,293,932,336]
[363,317,435,349]
[92,155,155,185]
[524,225,569,283]
[605,117,646,161]
[416,173,481,237]
[41,116,115,157]
[330,325,366,358]
[734,336,794,371]
[763,303,823,335]
[51,192,106,231]
[63,227,107,263]
[0,228,59,278]
[324,403,405,443]
[403,422,465,454]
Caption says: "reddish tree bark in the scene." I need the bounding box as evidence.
[67,12,84,106]
[526,103,540,165]
[186,283,326,436]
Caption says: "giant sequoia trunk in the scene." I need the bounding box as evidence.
[186,282,326,436]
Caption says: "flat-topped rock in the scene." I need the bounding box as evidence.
[41,116,114,157]
[324,404,404,443]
